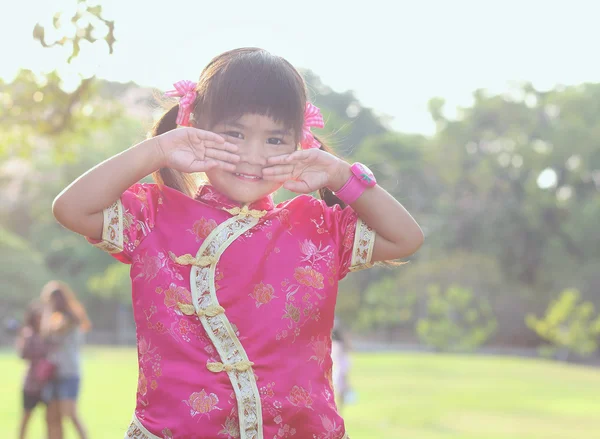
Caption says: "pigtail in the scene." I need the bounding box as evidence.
[150,104,198,197]
[314,135,346,209]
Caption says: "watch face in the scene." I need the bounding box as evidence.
[352,163,376,187]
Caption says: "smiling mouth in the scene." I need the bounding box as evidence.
[234,173,262,181]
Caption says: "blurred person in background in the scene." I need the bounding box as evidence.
[332,319,354,411]
[40,281,91,439]
[16,300,50,439]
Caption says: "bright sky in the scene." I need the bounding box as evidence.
[3,0,599,134]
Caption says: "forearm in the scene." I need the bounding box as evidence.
[53,138,163,239]
[16,336,26,358]
[329,162,424,261]
[353,186,423,258]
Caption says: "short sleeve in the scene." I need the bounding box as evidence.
[320,201,376,280]
[86,183,161,264]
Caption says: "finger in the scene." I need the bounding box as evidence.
[203,139,239,153]
[191,128,225,144]
[186,159,236,173]
[185,161,216,173]
[262,173,293,182]
[282,150,311,163]
[283,180,313,194]
[204,148,241,164]
[266,154,293,166]
[262,164,294,176]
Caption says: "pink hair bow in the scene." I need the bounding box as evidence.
[301,102,324,149]
[165,80,198,126]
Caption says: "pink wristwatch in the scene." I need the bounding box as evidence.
[334,162,377,205]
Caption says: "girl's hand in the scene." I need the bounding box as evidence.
[155,127,240,173]
[263,149,351,193]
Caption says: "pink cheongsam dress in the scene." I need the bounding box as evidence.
[88,183,375,439]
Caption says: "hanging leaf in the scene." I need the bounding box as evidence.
[53,13,61,29]
[32,23,45,44]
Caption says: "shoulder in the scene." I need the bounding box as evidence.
[123,183,200,215]
[121,183,163,210]
[276,194,330,214]
[128,182,161,196]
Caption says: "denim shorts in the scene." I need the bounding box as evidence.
[42,376,81,401]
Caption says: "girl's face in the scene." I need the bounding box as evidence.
[206,113,297,204]
[50,291,67,312]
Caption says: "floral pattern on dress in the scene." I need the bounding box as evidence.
[287,384,314,409]
[184,389,222,419]
[308,335,329,368]
[277,259,332,343]
[137,337,161,408]
[156,283,193,312]
[188,217,218,242]
[89,185,374,439]
[133,251,184,282]
[250,282,277,308]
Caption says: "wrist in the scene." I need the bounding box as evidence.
[327,160,352,192]
[143,137,168,171]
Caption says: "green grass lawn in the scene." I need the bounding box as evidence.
[1,348,600,439]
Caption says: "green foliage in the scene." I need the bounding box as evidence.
[2,0,599,352]
[357,276,417,334]
[0,70,124,162]
[395,251,507,298]
[355,253,501,350]
[0,70,145,304]
[417,284,497,352]
[33,0,116,63]
[428,82,600,300]
[0,226,52,313]
[526,289,600,360]
[88,263,132,303]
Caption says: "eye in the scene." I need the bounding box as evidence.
[224,131,244,140]
[267,137,284,145]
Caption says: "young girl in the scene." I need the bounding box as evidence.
[53,47,423,439]
[40,281,91,439]
[16,300,48,439]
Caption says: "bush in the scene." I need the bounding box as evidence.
[417,284,497,352]
[526,289,600,361]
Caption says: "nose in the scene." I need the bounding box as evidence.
[239,138,267,167]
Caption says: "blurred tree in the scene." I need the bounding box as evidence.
[416,284,497,352]
[88,262,132,304]
[32,0,115,62]
[303,70,388,155]
[526,289,600,361]
[0,226,52,306]
[355,275,417,340]
[1,0,117,161]
[426,83,600,305]
[2,1,599,351]
[0,72,146,305]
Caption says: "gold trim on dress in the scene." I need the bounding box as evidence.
[182,214,264,439]
[223,205,267,218]
[349,217,375,272]
[93,199,124,254]
[125,414,161,439]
